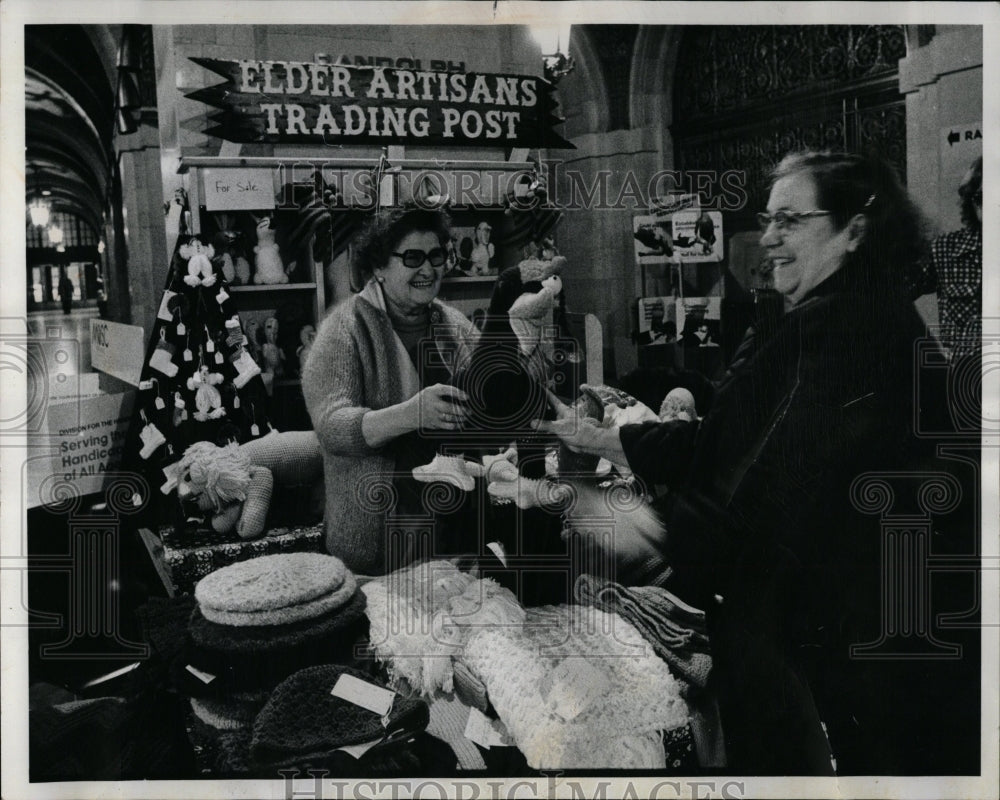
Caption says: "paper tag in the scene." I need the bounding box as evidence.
[233,395,240,409]
[177,321,186,336]
[216,288,229,304]
[464,707,515,748]
[155,396,166,410]
[486,540,508,568]
[138,379,153,391]
[544,660,605,722]
[330,673,395,717]
[336,738,382,759]
[250,423,260,436]
[183,348,193,362]
[214,351,224,365]
[132,492,142,508]
[157,290,177,322]
[185,664,216,684]
[206,340,215,353]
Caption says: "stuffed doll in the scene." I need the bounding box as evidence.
[175,431,324,539]
[296,324,316,373]
[260,317,284,378]
[187,364,227,421]
[469,221,495,276]
[179,238,217,288]
[253,216,288,284]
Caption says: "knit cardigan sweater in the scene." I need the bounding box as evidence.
[301,281,478,575]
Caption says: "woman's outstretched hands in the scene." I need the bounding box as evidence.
[410,383,470,431]
[532,389,605,453]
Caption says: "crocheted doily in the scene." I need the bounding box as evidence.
[462,604,690,770]
[195,552,349,616]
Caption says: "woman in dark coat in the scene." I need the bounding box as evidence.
[539,151,976,775]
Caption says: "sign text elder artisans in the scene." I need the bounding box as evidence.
[186,58,574,149]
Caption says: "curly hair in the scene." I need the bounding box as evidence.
[770,150,929,296]
[958,156,982,231]
[351,205,452,280]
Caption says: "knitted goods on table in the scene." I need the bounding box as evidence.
[362,560,524,696]
[190,695,264,731]
[184,590,369,692]
[195,552,355,626]
[425,692,488,771]
[573,574,712,690]
[249,664,429,768]
[461,604,690,770]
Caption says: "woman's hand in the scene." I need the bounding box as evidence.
[407,383,470,431]
[533,389,630,466]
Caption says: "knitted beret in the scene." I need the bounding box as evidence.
[250,665,429,768]
[196,553,357,627]
[195,552,348,617]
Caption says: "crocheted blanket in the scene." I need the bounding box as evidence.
[362,560,525,696]
[462,604,690,770]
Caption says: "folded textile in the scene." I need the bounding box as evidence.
[362,560,524,696]
[195,552,352,625]
[425,692,488,771]
[461,604,689,770]
[250,664,429,768]
[574,574,712,689]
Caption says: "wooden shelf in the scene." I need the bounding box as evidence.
[442,276,498,284]
[230,282,317,292]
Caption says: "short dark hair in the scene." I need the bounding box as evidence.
[351,205,452,280]
[770,150,928,296]
[958,156,982,231]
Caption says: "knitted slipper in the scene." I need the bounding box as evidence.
[201,571,358,627]
[487,476,571,510]
[195,552,350,621]
[412,455,483,491]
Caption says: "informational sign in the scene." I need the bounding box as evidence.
[186,57,573,149]
[90,319,145,386]
[940,121,982,222]
[26,391,135,508]
[671,210,724,262]
[203,166,276,211]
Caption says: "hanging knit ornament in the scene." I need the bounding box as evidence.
[149,330,178,378]
[139,418,167,460]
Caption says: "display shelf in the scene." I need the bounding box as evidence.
[441,275,498,284]
[230,282,317,292]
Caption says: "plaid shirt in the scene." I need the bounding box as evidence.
[912,227,982,359]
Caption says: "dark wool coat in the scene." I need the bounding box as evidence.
[620,271,977,775]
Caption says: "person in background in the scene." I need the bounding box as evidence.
[537,151,974,775]
[909,155,982,362]
[58,268,74,315]
[94,273,108,318]
[302,205,479,575]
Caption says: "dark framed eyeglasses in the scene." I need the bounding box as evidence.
[756,209,832,233]
[392,247,447,269]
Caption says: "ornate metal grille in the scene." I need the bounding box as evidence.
[672,25,907,218]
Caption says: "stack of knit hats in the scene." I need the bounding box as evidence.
[180,553,367,736]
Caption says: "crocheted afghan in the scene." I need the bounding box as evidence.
[249,664,429,768]
[461,604,690,770]
[361,560,524,696]
[195,552,356,626]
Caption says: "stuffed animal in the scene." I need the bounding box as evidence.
[260,317,284,378]
[186,364,227,421]
[297,324,316,373]
[175,431,324,539]
[253,216,288,284]
[179,238,217,288]
[469,221,495,275]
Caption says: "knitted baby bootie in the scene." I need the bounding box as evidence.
[412,454,483,492]
[139,421,167,460]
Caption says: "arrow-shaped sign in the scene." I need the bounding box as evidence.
[947,130,960,147]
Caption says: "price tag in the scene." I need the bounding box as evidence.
[139,380,154,391]
[250,423,260,436]
[464,707,515,748]
[216,288,229,304]
[183,348,193,362]
[154,396,166,410]
[336,739,382,759]
[206,339,215,353]
[185,664,216,684]
[330,673,395,717]
[177,321,186,336]
[214,351,224,365]
[233,395,240,409]
[486,541,508,568]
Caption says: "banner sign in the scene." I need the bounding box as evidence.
[186,58,574,149]
[203,166,276,211]
[90,319,145,386]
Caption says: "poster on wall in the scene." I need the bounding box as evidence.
[186,58,574,149]
[636,296,677,345]
[676,296,722,348]
[671,210,723,262]
[632,214,674,266]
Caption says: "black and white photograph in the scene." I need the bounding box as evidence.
[1,3,997,800]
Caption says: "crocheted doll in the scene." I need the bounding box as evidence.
[253,216,288,284]
[186,364,227,421]
[175,430,324,539]
[179,237,217,288]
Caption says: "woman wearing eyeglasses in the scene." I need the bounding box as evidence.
[536,151,973,774]
[302,205,479,575]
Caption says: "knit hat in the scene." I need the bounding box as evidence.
[190,695,264,731]
[195,553,355,626]
[183,590,369,693]
[250,665,429,768]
